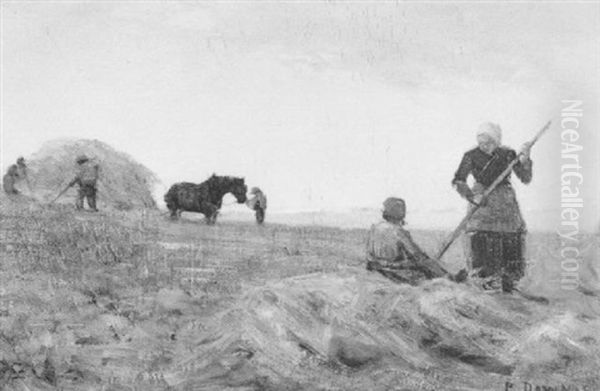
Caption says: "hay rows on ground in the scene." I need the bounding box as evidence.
[1,203,599,390]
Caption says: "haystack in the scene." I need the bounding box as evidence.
[24,139,158,210]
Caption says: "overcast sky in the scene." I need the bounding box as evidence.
[2,2,599,230]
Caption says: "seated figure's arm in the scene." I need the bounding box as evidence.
[396,229,447,277]
[396,229,429,262]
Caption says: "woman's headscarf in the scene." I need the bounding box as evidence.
[477,122,502,145]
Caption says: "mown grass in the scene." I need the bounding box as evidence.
[1,200,597,390]
[0,202,369,389]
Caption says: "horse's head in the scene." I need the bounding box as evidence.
[228,176,248,203]
[206,175,248,204]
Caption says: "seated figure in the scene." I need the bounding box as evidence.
[366,197,450,285]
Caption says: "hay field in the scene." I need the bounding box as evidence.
[1,200,599,391]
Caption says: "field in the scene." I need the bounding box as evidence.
[1,199,599,391]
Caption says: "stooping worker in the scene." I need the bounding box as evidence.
[3,165,20,195]
[67,154,100,211]
[452,122,533,292]
[365,197,460,285]
[14,157,33,194]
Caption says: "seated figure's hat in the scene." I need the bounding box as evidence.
[383,197,406,220]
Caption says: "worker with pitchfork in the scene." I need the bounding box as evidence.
[452,122,533,292]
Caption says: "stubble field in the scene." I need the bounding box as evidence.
[1,200,599,391]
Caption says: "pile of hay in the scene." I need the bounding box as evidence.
[169,270,600,390]
[24,139,158,210]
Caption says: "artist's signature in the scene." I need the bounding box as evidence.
[505,381,594,391]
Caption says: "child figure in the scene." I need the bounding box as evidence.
[246,187,267,224]
[366,197,460,285]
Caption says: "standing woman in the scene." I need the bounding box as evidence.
[452,122,533,292]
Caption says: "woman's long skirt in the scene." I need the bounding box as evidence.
[463,182,527,284]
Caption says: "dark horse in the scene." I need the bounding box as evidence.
[164,174,247,224]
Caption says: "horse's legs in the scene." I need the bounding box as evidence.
[200,202,219,225]
[165,195,179,220]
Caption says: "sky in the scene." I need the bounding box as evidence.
[1,1,599,231]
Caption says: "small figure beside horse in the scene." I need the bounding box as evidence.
[164,174,247,224]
